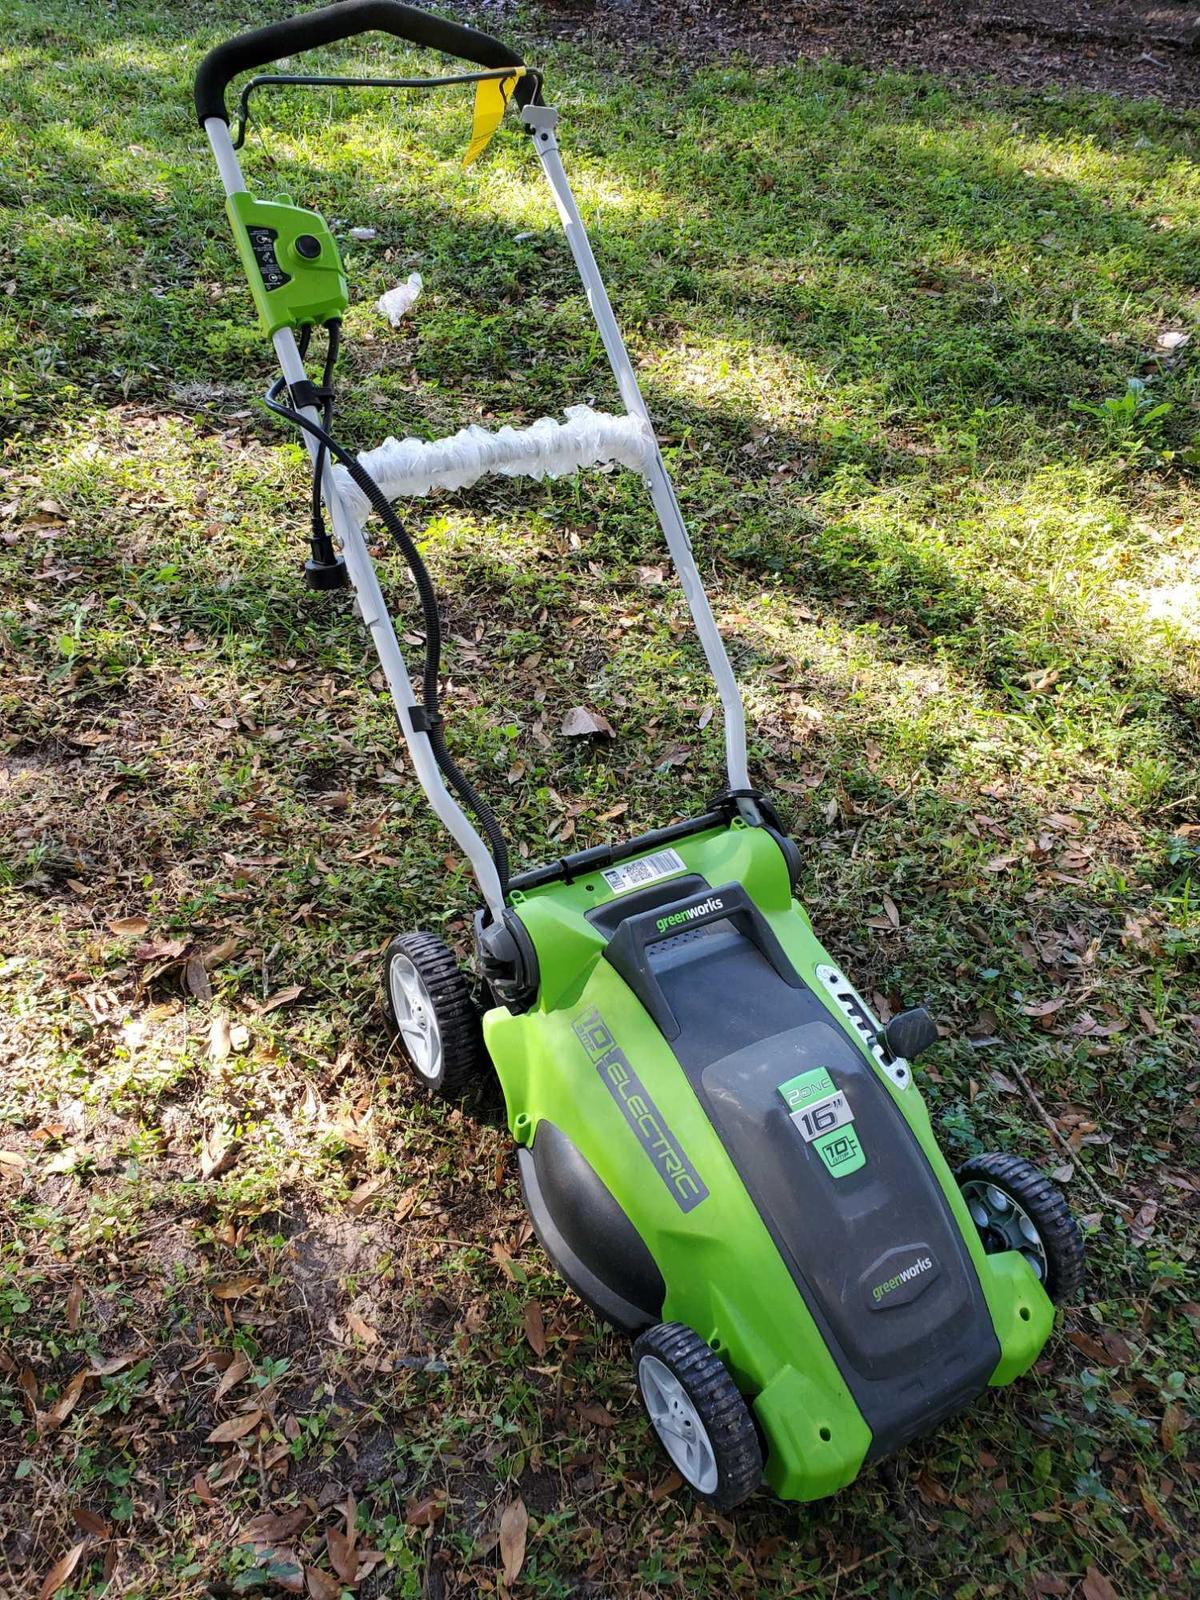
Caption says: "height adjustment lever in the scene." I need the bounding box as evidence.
[882,1007,940,1062]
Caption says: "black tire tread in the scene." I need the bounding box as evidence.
[633,1321,762,1510]
[956,1151,1085,1304]
[383,931,483,1098]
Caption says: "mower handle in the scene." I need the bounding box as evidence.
[194,0,532,127]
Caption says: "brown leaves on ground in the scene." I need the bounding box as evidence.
[260,983,304,1015]
[38,1540,87,1600]
[404,1491,447,1529]
[40,1370,88,1433]
[499,1497,529,1587]
[210,1273,261,1300]
[560,705,615,738]
[212,1352,250,1402]
[205,1408,263,1444]
[523,1300,547,1357]
[1081,1568,1119,1600]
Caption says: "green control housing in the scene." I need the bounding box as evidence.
[225,192,348,337]
[485,822,1054,1502]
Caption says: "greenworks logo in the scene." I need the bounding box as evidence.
[871,1255,934,1304]
[654,895,726,934]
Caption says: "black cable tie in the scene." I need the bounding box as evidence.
[408,706,444,735]
[288,378,334,411]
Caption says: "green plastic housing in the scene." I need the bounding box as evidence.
[225,192,348,337]
[484,821,1055,1503]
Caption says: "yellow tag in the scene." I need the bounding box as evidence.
[462,69,524,168]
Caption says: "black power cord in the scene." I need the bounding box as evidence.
[266,327,511,893]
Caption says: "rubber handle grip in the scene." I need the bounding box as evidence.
[195,1,528,125]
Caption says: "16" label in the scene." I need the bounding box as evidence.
[791,1090,853,1143]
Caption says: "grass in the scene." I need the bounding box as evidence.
[1,1,1198,1595]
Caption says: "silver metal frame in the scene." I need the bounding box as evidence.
[204,105,751,920]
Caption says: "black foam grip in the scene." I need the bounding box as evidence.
[195,1,529,126]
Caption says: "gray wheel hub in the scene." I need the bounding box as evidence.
[388,954,442,1080]
[961,1179,1048,1282]
[638,1355,719,1494]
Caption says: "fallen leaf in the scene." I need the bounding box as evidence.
[1020,997,1068,1017]
[1068,1331,1118,1367]
[577,1402,617,1428]
[133,936,189,963]
[213,1353,250,1402]
[38,1541,87,1600]
[561,705,615,739]
[1081,1567,1118,1600]
[1162,1402,1185,1452]
[305,1569,342,1600]
[89,1350,141,1378]
[241,1508,311,1547]
[202,935,239,970]
[65,1282,82,1332]
[491,1241,516,1283]
[499,1497,528,1587]
[42,1370,88,1431]
[261,984,304,1015]
[208,1012,231,1063]
[71,1507,109,1539]
[206,1408,263,1444]
[524,1301,547,1358]
[347,1176,385,1213]
[326,1527,358,1584]
[404,1493,446,1528]
[1138,1480,1177,1536]
[267,1556,306,1595]
[346,1310,380,1345]
[1130,1199,1159,1243]
[200,1130,241,1181]
[649,1468,683,1503]
[882,893,900,930]
[108,915,149,937]
[211,1274,260,1300]
[192,1472,214,1505]
[184,957,213,1002]
[0,1149,25,1169]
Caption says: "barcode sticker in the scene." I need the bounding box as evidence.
[600,848,687,897]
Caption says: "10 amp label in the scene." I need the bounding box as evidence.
[777,1068,867,1179]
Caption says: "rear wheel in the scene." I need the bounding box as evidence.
[956,1151,1084,1304]
[382,932,484,1097]
[633,1322,762,1509]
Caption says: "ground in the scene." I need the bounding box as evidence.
[0,1,1198,1597]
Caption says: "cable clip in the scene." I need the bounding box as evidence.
[408,706,444,735]
[288,378,335,411]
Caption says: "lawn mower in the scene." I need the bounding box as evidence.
[195,2,1085,1508]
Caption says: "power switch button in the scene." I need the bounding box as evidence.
[294,234,321,260]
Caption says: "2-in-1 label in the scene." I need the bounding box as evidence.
[777,1067,866,1178]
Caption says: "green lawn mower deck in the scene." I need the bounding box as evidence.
[196,0,1085,1513]
[477,815,1073,1505]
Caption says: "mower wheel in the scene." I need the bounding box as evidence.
[382,932,484,1097]
[633,1322,762,1509]
[957,1151,1084,1304]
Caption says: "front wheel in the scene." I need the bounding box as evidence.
[382,931,484,1097]
[633,1322,762,1510]
[956,1151,1085,1304]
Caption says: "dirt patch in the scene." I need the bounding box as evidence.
[524,0,1200,106]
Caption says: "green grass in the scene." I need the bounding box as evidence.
[1,2,1197,1596]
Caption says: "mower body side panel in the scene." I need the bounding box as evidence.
[485,821,1054,1501]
